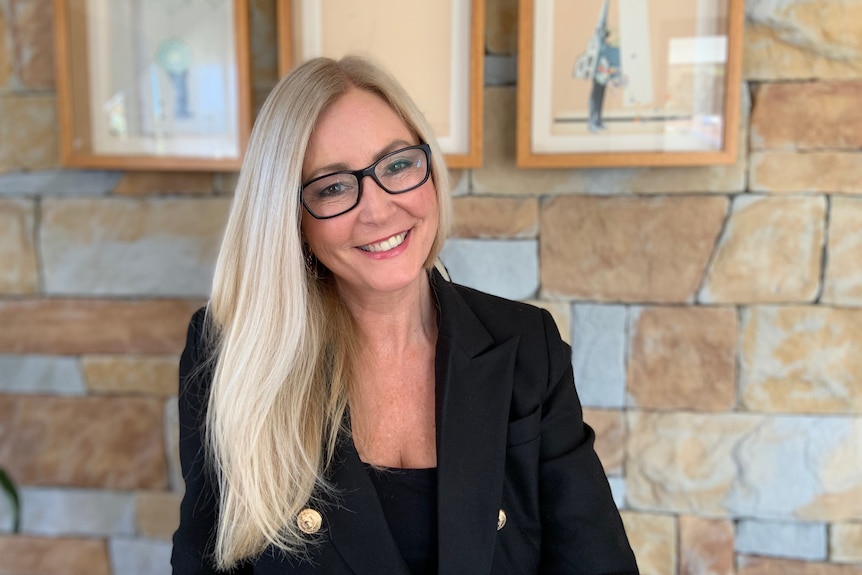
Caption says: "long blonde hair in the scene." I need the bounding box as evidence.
[205,56,451,567]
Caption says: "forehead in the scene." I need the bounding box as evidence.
[303,88,415,175]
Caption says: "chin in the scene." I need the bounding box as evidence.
[372,269,425,292]
[341,266,427,296]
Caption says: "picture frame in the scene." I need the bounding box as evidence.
[276,0,485,168]
[517,0,744,168]
[53,0,252,171]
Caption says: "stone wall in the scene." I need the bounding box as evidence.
[1,1,861,574]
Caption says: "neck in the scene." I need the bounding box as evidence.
[337,271,437,356]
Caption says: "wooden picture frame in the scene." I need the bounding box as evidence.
[276,0,485,168]
[53,0,252,171]
[517,0,744,168]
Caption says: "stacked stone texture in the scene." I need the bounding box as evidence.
[1,1,861,574]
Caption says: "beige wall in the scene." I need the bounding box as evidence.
[2,0,862,573]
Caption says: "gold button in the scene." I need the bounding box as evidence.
[297,508,322,534]
[497,509,507,530]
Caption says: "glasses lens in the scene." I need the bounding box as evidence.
[302,173,359,218]
[374,147,429,193]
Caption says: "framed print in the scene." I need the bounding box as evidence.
[54,0,252,170]
[517,0,744,168]
[276,0,485,168]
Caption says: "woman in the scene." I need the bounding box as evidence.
[172,56,638,574]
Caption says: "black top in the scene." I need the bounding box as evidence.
[364,463,438,575]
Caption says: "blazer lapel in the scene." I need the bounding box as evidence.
[324,437,411,575]
[320,271,518,574]
[433,273,519,574]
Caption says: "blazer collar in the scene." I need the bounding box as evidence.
[322,270,518,574]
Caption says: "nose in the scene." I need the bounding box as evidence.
[356,175,396,223]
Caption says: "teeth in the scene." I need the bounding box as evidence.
[360,232,407,253]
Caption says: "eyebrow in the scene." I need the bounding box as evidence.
[304,139,416,181]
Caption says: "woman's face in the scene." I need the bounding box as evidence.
[300,88,439,300]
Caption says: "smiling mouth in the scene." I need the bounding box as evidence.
[358,231,408,253]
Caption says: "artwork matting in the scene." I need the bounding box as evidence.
[276,0,485,168]
[54,0,252,171]
[517,0,744,168]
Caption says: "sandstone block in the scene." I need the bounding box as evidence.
[213,171,240,195]
[448,169,469,197]
[824,197,862,306]
[41,197,231,296]
[734,417,862,522]
[0,6,11,89]
[20,487,134,536]
[740,306,862,414]
[626,411,760,516]
[113,172,215,196]
[523,300,570,345]
[486,54,516,86]
[831,522,862,563]
[251,0,278,88]
[627,412,862,521]
[82,355,179,397]
[440,239,538,300]
[0,298,203,354]
[627,306,737,411]
[738,556,862,575]
[607,476,625,509]
[679,516,734,575]
[751,81,862,150]
[253,86,273,118]
[744,1,862,81]
[451,197,538,238]
[471,86,748,196]
[136,491,182,540]
[0,94,58,171]
[0,395,167,489]
[0,198,38,294]
[486,0,517,54]
[9,0,55,89]
[0,535,110,575]
[0,355,85,395]
[701,195,825,303]
[0,170,121,196]
[0,484,14,532]
[541,195,727,302]
[750,152,862,194]
[583,409,623,474]
[619,511,676,575]
[572,304,627,408]
[736,519,827,561]
[109,538,173,575]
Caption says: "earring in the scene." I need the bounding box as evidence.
[304,246,318,279]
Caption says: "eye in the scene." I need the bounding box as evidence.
[382,157,416,175]
[305,175,357,201]
[317,182,349,198]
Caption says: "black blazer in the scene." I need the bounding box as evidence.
[172,271,638,574]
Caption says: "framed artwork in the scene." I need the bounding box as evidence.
[517,0,744,168]
[276,0,485,168]
[53,0,252,170]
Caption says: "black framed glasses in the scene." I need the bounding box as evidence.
[301,144,432,219]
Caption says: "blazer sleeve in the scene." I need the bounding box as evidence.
[537,310,638,575]
[171,309,252,575]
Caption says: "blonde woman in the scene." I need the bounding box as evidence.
[172,57,637,575]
